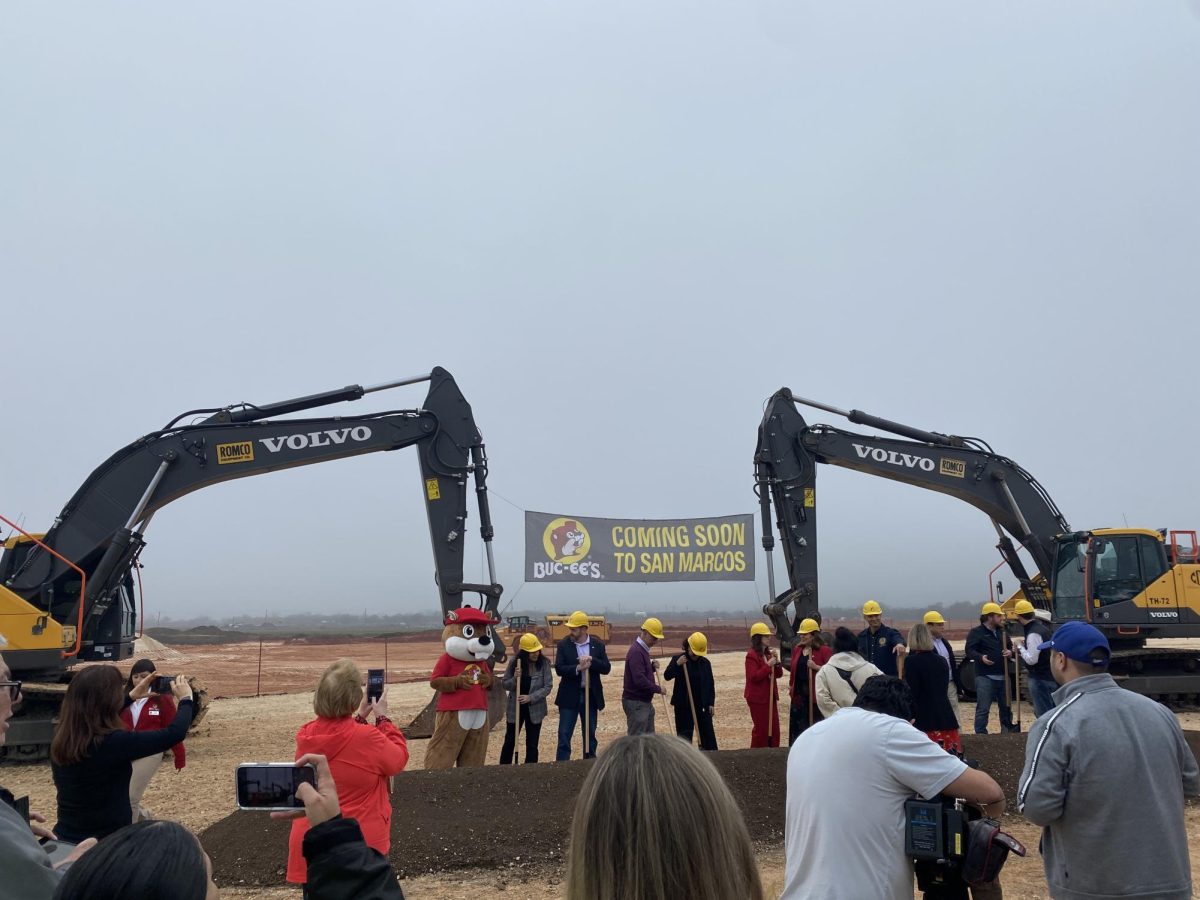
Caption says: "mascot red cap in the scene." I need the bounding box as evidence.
[444,607,497,626]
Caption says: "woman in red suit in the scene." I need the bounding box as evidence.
[744,623,783,748]
[286,658,409,888]
[120,659,185,822]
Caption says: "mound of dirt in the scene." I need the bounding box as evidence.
[132,634,184,660]
[204,732,1079,888]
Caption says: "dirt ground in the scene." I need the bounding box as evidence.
[4,632,1200,899]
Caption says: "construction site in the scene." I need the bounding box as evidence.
[0,625,1195,898]
[4,4,1199,898]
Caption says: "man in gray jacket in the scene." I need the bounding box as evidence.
[1017,621,1199,900]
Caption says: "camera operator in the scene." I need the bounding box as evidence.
[782,676,1004,900]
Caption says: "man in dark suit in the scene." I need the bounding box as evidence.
[554,610,611,760]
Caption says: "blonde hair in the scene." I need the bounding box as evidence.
[313,658,363,718]
[907,622,935,653]
[565,734,763,900]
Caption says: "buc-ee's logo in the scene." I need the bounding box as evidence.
[533,518,601,579]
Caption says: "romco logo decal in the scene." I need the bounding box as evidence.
[535,518,600,579]
[258,426,373,453]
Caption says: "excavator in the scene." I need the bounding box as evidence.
[0,367,502,759]
[755,389,1200,701]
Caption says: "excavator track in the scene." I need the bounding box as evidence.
[1108,647,1200,708]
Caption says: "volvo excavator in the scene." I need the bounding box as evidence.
[755,389,1200,701]
[0,367,502,759]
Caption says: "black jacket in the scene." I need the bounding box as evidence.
[51,696,195,843]
[303,816,404,900]
[554,637,611,711]
[857,625,905,676]
[932,635,963,692]
[904,651,959,732]
[662,654,716,710]
[965,624,1012,678]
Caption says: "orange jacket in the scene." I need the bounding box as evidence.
[286,715,409,884]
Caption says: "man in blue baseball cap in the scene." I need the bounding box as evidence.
[1045,620,1111,668]
[1017,620,1198,899]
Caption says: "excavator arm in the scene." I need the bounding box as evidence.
[2,366,502,671]
[755,388,1068,650]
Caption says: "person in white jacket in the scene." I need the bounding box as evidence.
[814,627,884,719]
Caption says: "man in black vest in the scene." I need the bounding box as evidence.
[1013,600,1055,717]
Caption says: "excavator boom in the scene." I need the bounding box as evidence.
[0,367,501,757]
[755,388,1200,700]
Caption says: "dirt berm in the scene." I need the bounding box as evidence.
[210,730,1197,887]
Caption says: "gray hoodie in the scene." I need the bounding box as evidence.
[0,792,61,900]
[1017,673,1199,900]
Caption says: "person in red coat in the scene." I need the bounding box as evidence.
[286,658,409,887]
[788,618,833,745]
[744,623,783,748]
[120,659,185,822]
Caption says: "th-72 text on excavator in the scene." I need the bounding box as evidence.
[754,389,1200,701]
[0,367,502,760]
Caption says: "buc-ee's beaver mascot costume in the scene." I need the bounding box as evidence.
[425,607,498,769]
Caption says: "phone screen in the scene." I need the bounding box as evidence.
[367,669,385,702]
[236,765,316,810]
[152,675,175,694]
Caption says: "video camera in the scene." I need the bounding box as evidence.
[905,758,1025,898]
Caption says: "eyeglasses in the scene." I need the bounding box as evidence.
[0,681,21,701]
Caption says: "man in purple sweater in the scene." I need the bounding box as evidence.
[622,617,666,735]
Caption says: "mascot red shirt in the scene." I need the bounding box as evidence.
[424,607,497,770]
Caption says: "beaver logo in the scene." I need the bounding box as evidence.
[543,517,591,564]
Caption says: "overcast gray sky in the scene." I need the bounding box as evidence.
[3,2,1198,621]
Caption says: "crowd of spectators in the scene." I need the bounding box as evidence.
[2,606,1198,900]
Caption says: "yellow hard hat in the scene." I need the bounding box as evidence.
[749,622,772,638]
[1014,600,1036,616]
[641,617,665,640]
[862,600,883,616]
[981,602,1003,616]
[519,633,543,653]
[798,618,820,634]
[687,632,708,656]
[923,610,946,625]
[566,610,590,628]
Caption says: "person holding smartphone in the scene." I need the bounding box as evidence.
[119,659,186,822]
[50,665,194,844]
[286,659,409,888]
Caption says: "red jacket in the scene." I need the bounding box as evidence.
[119,695,185,769]
[789,644,833,704]
[286,715,409,884]
[743,649,783,704]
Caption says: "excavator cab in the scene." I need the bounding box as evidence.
[1051,529,1176,627]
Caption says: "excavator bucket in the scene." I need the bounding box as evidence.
[402,697,438,740]
[186,676,211,729]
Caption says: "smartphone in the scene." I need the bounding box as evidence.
[367,668,385,703]
[151,674,176,694]
[12,795,29,823]
[235,763,317,811]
